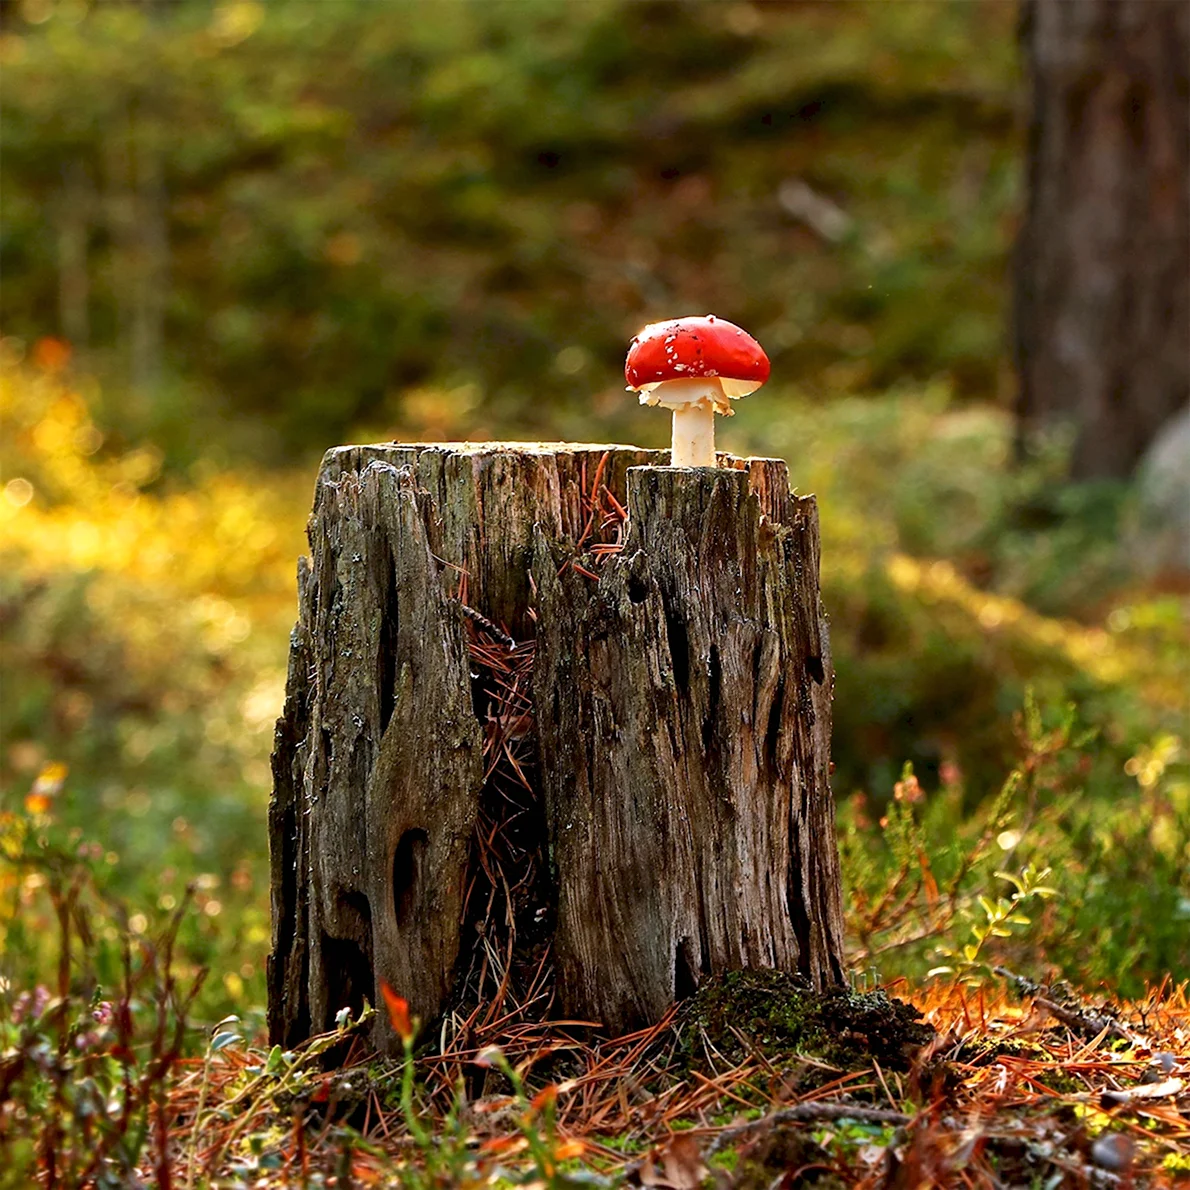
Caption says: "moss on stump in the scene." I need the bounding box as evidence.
[678,969,933,1078]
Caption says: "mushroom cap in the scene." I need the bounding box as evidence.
[624,314,770,400]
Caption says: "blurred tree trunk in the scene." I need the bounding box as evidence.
[57,163,92,351]
[104,110,167,397]
[1014,0,1189,479]
[129,133,168,396]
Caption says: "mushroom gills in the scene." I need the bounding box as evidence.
[637,375,733,416]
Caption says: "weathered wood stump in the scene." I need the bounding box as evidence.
[269,444,845,1053]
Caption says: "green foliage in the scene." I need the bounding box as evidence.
[729,391,1188,799]
[0,839,386,1187]
[1,0,1019,463]
[0,842,205,1189]
[462,1047,614,1188]
[178,1005,377,1184]
[842,698,1190,997]
[1030,732,1190,992]
[930,862,1059,986]
[0,348,299,1022]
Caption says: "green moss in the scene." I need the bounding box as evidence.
[731,1127,845,1190]
[957,1035,1050,1064]
[678,970,933,1078]
[593,1134,645,1155]
[708,1149,739,1173]
[1034,1071,1085,1095]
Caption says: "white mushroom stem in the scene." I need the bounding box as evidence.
[671,402,716,467]
[638,376,731,468]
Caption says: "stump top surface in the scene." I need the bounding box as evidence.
[331,440,660,457]
[319,442,795,480]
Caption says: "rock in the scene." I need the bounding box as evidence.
[1133,404,1190,576]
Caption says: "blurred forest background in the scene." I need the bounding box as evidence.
[1,0,1187,1029]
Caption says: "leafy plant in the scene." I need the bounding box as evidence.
[360,985,611,1188]
[929,862,1059,986]
[840,689,1189,995]
[0,838,204,1189]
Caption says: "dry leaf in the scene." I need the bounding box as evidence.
[637,1135,708,1189]
[662,1135,709,1190]
[480,1135,530,1156]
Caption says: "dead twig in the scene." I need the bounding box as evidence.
[704,1101,912,1157]
[459,603,516,649]
[1035,997,1140,1046]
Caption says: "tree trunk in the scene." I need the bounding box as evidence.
[268,444,845,1053]
[57,163,92,352]
[1014,0,1189,480]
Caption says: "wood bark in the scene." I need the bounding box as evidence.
[269,444,845,1052]
[533,461,844,1029]
[1014,0,1189,479]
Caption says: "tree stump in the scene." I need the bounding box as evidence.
[269,444,845,1053]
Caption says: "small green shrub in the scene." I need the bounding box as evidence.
[841,696,1190,996]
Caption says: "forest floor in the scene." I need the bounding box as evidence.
[168,975,1190,1189]
[8,954,1188,1189]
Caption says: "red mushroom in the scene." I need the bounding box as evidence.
[625,314,770,467]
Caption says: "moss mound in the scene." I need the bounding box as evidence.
[679,969,933,1075]
[730,1127,845,1190]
